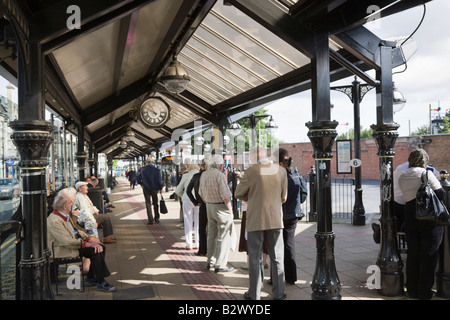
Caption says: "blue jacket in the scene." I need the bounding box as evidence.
[282,169,307,220]
[137,164,163,191]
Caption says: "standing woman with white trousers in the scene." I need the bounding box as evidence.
[176,164,200,250]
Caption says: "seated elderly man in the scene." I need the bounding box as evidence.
[47,190,116,292]
[72,181,116,244]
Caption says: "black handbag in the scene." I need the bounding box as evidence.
[416,171,449,226]
[160,195,168,214]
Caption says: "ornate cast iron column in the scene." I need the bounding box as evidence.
[372,123,403,296]
[5,2,54,297]
[331,77,375,226]
[10,120,53,300]
[88,143,95,177]
[76,124,87,181]
[307,30,341,300]
[371,45,404,297]
[307,120,342,300]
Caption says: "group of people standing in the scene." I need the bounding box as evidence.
[172,146,307,301]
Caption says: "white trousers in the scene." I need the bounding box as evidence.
[182,199,199,248]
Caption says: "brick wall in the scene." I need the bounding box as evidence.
[279,134,450,180]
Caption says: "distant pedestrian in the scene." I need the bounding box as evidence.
[235,146,287,300]
[199,154,235,273]
[137,156,163,224]
[128,167,137,190]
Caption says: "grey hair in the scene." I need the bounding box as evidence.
[53,193,72,211]
[207,154,224,169]
[57,187,77,198]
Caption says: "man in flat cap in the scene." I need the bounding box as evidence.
[73,181,116,244]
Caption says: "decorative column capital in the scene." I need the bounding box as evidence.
[371,123,400,157]
[9,120,53,168]
[306,120,338,159]
[76,152,87,168]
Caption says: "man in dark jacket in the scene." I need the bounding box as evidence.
[137,156,163,224]
[127,168,137,190]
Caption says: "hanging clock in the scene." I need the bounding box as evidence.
[139,97,170,128]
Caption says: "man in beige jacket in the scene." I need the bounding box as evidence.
[48,190,116,292]
[235,146,287,300]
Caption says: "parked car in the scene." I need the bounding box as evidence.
[0,177,20,200]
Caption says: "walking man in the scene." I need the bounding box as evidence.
[235,146,288,300]
[199,154,235,273]
[137,156,163,224]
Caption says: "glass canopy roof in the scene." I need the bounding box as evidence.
[178,1,310,107]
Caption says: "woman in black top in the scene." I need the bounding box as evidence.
[278,148,307,284]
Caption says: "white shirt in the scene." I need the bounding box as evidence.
[398,167,442,203]
[72,192,99,222]
[393,162,409,205]
[175,169,199,201]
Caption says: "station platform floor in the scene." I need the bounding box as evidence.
[53,176,446,303]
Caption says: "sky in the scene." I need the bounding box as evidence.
[1,0,449,143]
[264,0,450,142]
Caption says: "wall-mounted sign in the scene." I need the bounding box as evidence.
[336,140,352,174]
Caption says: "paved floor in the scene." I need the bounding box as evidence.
[52,177,447,302]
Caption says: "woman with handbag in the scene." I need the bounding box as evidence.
[398,149,446,299]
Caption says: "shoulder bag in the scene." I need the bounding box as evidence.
[160,194,168,214]
[416,171,449,226]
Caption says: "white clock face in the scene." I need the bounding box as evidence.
[140,98,170,127]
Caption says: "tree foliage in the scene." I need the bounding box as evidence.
[337,126,373,140]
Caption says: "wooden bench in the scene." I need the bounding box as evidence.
[50,242,85,295]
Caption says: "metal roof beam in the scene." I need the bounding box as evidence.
[81,77,152,126]
[224,0,315,58]
[35,0,154,50]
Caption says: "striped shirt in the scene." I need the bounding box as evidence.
[198,168,231,203]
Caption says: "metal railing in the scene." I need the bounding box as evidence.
[300,177,354,222]
[0,220,21,300]
[229,168,355,223]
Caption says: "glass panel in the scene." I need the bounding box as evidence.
[184,37,263,88]
[181,45,255,91]
[1,232,17,300]
[205,7,304,72]
[179,57,235,99]
[0,82,20,223]
[193,27,278,82]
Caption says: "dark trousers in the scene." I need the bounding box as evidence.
[283,217,298,283]
[198,204,207,255]
[143,189,159,222]
[80,244,110,284]
[394,201,405,232]
[95,214,114,238]
[404,200,444,299]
